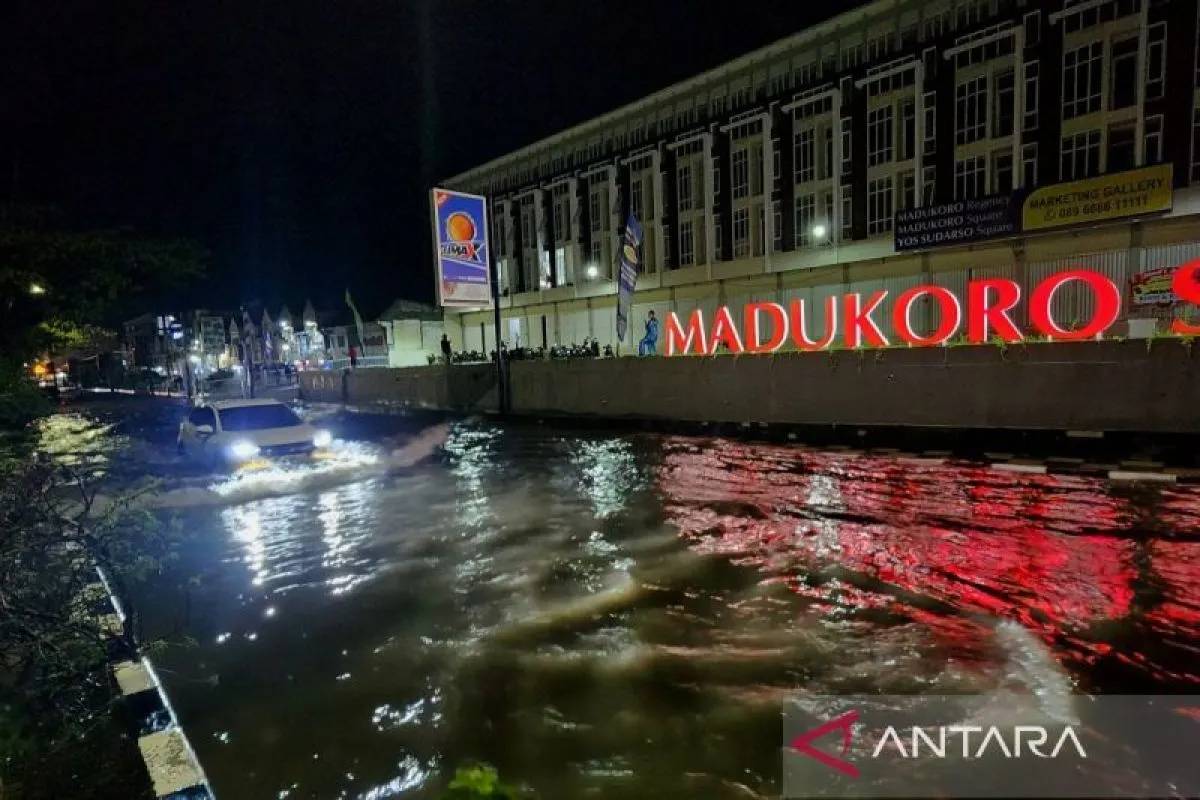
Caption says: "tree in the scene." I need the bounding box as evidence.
[0,205,208,360]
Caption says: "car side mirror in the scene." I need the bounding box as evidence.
[195,424,215,436]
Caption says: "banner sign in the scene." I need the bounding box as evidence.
[895,165,1174,252]
[431,188,492,308]
[664,259,1200,356]
[895,196,1018,252]
[1022,164,1173,232]
[615,213,643,343]
[1131,267,1179,306]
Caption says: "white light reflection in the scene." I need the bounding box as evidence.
[319,481,377,597]
[358,754,436,799]
[569,438,644,519]
[443,425,500,529]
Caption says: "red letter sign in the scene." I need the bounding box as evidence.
[789,297,839,351]
[967,279,1023,344]
[708,306,745,354]
[1172,258,1200,335]
[1029,269,1121,340]
[894,285,962,346]
[666,310,708,356]
[745,302,789,353]
[843,291,890,348]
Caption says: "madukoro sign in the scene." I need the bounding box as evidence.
[894,195,1019,252]
[663,259,1200,356]
[431,188,492,308]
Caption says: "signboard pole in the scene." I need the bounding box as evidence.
[489,245,508,414]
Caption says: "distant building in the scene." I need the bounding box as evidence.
[440,0,1200,353]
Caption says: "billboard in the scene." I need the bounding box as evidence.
[895,164,1174,253]
[431,188,492,308]
[614,213,644,343]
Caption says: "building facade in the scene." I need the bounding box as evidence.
[442,0,1200,354]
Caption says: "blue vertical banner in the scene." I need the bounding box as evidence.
[431,188,493,308]
[615,213,643,343]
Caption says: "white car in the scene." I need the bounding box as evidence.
[177,399,332,466]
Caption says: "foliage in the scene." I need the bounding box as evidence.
[0,206,207,359]
[0,365,51,431]
[441,764,524,800]
[0,459,171,798]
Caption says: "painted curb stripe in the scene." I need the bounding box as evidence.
[93,568,216,799]
[991,462,1048,474]
[1108,471,1178,483]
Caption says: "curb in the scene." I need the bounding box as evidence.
[91,569,215,799]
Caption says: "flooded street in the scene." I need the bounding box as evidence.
[32,398,1200,799]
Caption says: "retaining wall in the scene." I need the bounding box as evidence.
[300,340,1200,433]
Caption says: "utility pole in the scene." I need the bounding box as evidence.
[489,241,508,413]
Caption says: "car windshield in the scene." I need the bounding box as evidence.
[218,404,303,431]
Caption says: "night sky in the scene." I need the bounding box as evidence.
[4,1,850,318]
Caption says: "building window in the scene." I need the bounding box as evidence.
[732,148,750,199]
[795,194,816,247]
[841,118,853,174]
[1111,36,1138,110]
[1022,143,1039,188]
[662,224,671,268]
[994,69,1015,138]
[713,164,721,196]
[772,202,782,251]
[1145,114,1163,166]
[1060,130,1101,180]
[733,207,750,258]
[1192,108,1200,182]
[1023,10,1041,47]
[1147,23,1167,100]
[1108,124,1136,173]
[677,163,693,212]
[1063,41,1103,120]
[772,144,781,183]
[868,105,894,166]
[898,170,915,211]
[754,207,765,257]
[900,99,916,161]
[923,92,936,156]
[867,177,893,236]
[714,217,723,257]
[589,189,603,232]
[589,239,602,266]
[955,76,988,145]
[631,179,644,220]
[841,189,853,240]
[922,165,936,205]
[955,156,986,200]
[679,219,694,266]
[1024,61,1040,131]
[992,151,1013,194]
[795,126,816,183]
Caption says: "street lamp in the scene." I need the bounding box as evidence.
[811,223,828,241]
[586,265,599,280]
[28,283,46,296]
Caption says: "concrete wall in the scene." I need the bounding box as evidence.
[299,363,498,412]
[302,340,1200,433]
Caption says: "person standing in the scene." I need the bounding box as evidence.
[440,333,452,363]
[638,310,659,356]
[348,344,359,369]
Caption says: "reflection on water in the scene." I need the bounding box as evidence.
[35,401,1200,799]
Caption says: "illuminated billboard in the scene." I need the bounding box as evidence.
[431,188,492,308]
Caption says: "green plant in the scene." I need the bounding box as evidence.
[441,764,524,800]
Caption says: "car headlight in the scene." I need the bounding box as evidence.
[228,440,261,460]
[312,429,333,449]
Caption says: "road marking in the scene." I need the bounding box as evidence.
[992,463,1047,474]
[1108,471,1176,483]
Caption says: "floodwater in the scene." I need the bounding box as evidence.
[30,398,1200,799]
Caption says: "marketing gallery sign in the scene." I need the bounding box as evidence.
[893,164,1173,252]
